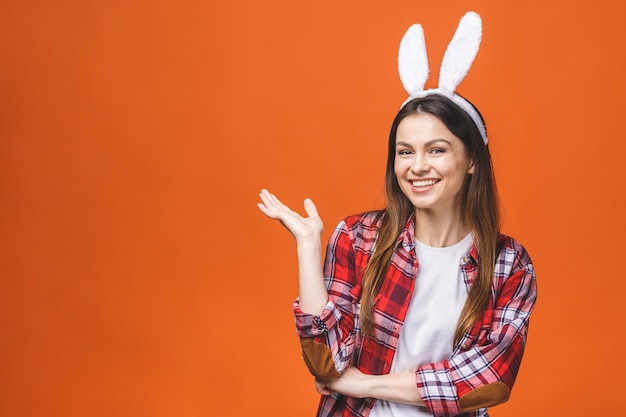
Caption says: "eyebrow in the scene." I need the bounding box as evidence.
[395,138,452,147]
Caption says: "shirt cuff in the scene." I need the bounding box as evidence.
[416,360,461,416]
[293,299,339,337]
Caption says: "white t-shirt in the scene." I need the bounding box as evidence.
[369,233,474,417]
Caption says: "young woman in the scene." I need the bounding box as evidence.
[257,13,537,417]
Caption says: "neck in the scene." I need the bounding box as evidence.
[413,207,470,247]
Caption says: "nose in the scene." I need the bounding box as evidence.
[410,153,429,174]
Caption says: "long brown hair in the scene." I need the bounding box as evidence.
[360,94,499,347]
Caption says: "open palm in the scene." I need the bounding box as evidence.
[257,189,324,241]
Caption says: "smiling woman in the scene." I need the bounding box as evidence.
[3,0,626,415]
[257,11,537,417]
[394,113,476,227]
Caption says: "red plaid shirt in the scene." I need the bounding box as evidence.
[294,211,537,417]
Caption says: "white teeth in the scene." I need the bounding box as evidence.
[412,180,437,187]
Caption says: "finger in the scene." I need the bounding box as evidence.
[314,379,334,396]
[314,379,324,392]
[259,191,285,215]
[260,189,292,213]
[259,189,273,202]
[259,189,277,208]
[267,191,292,212]
[303,198,320,218]
[256,202,276,218]
[258,189,288,217]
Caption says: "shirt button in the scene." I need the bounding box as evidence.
[461,256,469,264]
[313,316,328,332]
[461,343,469,350]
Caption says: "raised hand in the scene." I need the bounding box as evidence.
[257,188,328,314]
[257,189,324,242]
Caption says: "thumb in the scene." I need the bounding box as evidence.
[303,198,320,218]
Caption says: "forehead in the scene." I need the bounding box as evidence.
[396,113,460,144]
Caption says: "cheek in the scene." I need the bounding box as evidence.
[393,163,409,190]
[394,157,412,172]
[393,160,403,177]
[443,159,470,178]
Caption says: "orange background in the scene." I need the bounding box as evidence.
[1,1,625,416]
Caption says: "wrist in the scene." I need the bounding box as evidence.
[364,374,381,399]
[296,235,322,251]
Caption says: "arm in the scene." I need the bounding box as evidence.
[317,367,425,407]
[257,189,328,314]
[416,239,537,416]
[295,237,327,315]
[294,217,363,380]
[258,190,362,380]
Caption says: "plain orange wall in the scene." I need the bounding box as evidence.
[1,1,625,416]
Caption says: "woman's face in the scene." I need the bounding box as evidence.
[394,113,474,216]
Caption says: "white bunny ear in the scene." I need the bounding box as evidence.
[398,24,429,95]
[438,11,482,94]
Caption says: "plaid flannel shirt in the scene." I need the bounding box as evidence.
[294,211,537,417]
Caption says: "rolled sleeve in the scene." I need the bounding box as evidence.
[294,300,341,338]
[292,219,364,378]
[416,361,461,415]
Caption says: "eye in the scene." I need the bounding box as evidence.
[396,149,413,156]
[429,147,445,155]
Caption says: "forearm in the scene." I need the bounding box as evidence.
[296,237,328,315]
[364,372,424,407]
[325,368,424,407]
[257,189,328,314]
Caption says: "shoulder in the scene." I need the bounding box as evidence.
[495,233,535,276]
[497,234,532,260]
[492,234,538,308]
[329,210,384,253]
[340,210,384,232]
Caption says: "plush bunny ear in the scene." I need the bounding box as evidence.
[438,11,482,94]
[398,24,429,95]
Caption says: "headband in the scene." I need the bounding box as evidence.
[398,11,488,144]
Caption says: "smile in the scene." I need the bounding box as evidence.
[412,179,439,187]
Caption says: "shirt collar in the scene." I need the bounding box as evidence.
[396,214,479,265]
[398,216,416,253]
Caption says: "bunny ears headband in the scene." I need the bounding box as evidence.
[398,11,488,144]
